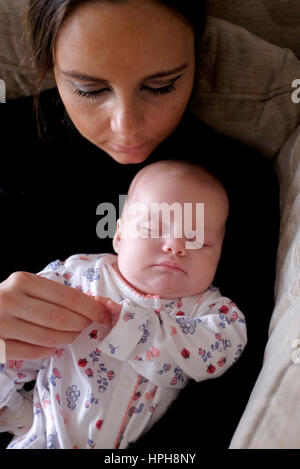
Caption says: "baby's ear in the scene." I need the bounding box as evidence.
[113,218,122,253]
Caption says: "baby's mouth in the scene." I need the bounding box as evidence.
[153,261,186,273]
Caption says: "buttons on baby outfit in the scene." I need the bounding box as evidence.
[291,339,300,364]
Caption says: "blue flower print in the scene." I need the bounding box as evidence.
[85,391,99,408]
[97,375,108,393]
[89,348,102,365]
[66,384,80,411]
[46,367,61,391]
[83,268,100,282]
[176,317,199,334]
[47,434,58,449]
[158,363,171,375]
[87,439,95,449]
[138,322,150,344]
[46,260,64,271]
[108,344,119,355]
[234,344,244,362]
[128,403,144,417]
[170,367,185,386]
[21,434,38,449]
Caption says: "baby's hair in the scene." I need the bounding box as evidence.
[127,159,228,205]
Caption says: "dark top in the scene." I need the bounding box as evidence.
[0,88,280,449]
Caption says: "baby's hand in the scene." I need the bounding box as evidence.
[95,296,122,338]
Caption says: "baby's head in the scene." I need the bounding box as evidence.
[113,160,229,299]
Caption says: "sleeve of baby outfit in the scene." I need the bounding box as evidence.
[0,357,45,435]
[100,292,247,388]
[0,255,87,435]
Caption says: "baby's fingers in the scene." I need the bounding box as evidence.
[106,300,122,316]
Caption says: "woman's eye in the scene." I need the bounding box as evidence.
[73,88,110,100]
[143,84,176,96]
[73,75,182,100]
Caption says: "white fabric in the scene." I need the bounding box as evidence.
[0,253,246,449]
[229,123,300,449]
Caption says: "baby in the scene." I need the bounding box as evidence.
[0,160,247,449]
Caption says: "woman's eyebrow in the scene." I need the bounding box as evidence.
[61,63,189,83]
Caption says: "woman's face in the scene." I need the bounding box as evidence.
[53,0,195,164]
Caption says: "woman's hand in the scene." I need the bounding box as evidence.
[0,271,114,360]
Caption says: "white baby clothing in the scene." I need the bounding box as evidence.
[0,253,247,449]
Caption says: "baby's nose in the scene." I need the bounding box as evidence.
[161,237,187,256]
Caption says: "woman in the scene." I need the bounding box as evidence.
[0,0,279,448]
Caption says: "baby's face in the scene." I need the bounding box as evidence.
[113,172,228,299]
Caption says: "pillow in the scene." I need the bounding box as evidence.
[229,123,300,449]
[189,16,300,158]
[0,0,55,100]
[205,0,300,59]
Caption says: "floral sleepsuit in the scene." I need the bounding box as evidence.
[0,253,247,449]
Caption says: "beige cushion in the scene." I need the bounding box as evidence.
[190,16,300,158]
[0,0,55,100]
[205,0,300,59]
[229,123,300,449]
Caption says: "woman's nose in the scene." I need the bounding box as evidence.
[162,237,187,256]
[110,99,143,139]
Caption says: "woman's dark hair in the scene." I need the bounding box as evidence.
[24,0,206,134]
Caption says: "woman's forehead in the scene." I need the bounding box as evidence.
[54,0,195,76]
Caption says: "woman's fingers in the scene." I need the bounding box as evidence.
[2,317,80,349]
[7,294,91,332]
[5,340,56,361]
[4,271,109,325]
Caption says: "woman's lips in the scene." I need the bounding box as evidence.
[110,143,148,154]
[153,262,186,273]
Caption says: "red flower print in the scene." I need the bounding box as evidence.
[89,329,98,339]
[215,333,222,341]
[107,370,115,380]
[78,358,88,367]
[219,305,229,314]
[134,392,141,401]
[198,348,204,356]
[63,272,73,280]
[181,348,190,359]
[85,368,94,378]
[128,407,135,417]
[96,419,103,430]
[176,311,185,316]
[207,364,216,374]
[53,368,61,378]
[170,377,178,385]
[123,310,134,321]
[218,357,226,367]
